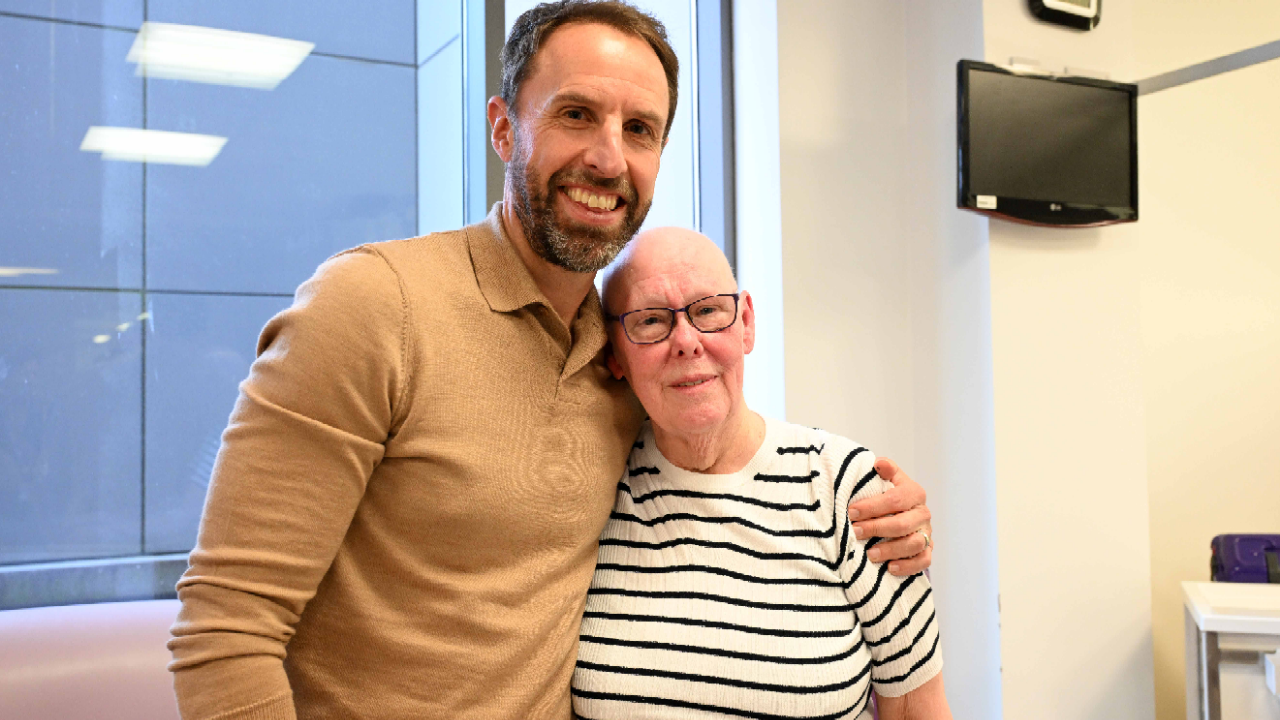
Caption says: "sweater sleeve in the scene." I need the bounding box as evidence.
[828,438,943,698]
[167,246,410,720]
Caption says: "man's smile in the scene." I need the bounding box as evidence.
[563,185,621,211]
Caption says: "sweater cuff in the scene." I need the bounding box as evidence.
[203,692,295,720]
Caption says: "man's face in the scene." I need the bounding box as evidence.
[503,23,669,273]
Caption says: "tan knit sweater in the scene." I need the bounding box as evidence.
[168,206,645,720]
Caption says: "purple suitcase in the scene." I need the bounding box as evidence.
[1210,534,1280,583]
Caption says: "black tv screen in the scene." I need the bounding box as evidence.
[957,60,1138,226]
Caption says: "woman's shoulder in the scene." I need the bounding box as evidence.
[762,418,873,467]
[762,418,881,504]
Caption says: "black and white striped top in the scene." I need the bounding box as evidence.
[572,418,942,719]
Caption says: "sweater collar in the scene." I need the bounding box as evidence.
[468,203,546,314]
[466,203,610,367]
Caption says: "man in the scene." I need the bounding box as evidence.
[168,3,933,719]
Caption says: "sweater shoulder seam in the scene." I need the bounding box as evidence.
[358,243,414,433]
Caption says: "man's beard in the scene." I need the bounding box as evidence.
[507,141,650,274]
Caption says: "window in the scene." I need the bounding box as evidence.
[0,0,735,609]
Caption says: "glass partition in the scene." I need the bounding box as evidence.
[0,0,733,608]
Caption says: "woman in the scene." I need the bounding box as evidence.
[571,228,951,719]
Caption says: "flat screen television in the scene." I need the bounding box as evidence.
[957,60,1138,227]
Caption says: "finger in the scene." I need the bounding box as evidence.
[848,483,918,521]
[876,459,926,506]
[849,458,925,521]
[852,505,931,540]
[887,544,932,577]
[864,527,928,563]
[873,457,901,483]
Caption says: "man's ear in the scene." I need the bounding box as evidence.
[740,291,756,355]
[606,349,626,380]
[488,96,515,163]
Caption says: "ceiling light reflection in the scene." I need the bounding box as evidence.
[128,22,314,90]
[81,127,227,166]
[0,267,58,277]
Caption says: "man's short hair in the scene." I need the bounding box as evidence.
[502,0,680,140]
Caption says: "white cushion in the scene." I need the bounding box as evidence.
[0,600,180,720]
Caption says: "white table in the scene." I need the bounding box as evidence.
[1183,581,1280,720]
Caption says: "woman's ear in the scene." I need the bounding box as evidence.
[606,350,626,380]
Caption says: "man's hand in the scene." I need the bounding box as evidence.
[847,457,932,577]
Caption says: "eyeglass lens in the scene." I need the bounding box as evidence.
[623,295,737,343]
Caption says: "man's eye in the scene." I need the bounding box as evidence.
[626,121,653,137]
[564,108,586,120]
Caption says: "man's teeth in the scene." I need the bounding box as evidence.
[676,378,710,387]
[566,187,619,211]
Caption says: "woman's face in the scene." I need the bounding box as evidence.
[605,231,755,439]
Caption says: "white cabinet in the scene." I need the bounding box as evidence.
[1184,581,1280,720]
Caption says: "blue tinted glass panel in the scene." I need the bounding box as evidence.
[0,17,143,289]
[0,0,143,28]
[1,1,479,603]
[417,0,460,66]
[147,0,415,66]
[145,55,416,294]
[143,292,290,553]
[0,288,142,564]
[418,39,463,234]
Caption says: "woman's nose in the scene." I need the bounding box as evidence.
[668,313,703,356]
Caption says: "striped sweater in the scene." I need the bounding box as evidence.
[572,418,942,719]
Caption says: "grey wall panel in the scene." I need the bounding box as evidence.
[0,554,187,609]
[0,16,142,289]
[0,0,143,28]
[143,292,290,553]
[0,288,143,564]
[147,0,415,66]
[145,54,416,294]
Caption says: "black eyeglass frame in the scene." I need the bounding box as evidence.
[605,293,742,345]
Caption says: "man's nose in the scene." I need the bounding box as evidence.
[668,313,703,357]
[583,119,626,178]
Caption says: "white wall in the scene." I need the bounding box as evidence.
[981,2,1158,719]
[777,2,1002,717]
[900,5,1004,717]
[1134,0,1280,79]
[1135,9,1280,717]
[779,2,1280,718]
